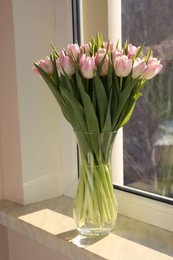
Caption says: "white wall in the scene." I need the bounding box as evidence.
[12,0,62,204]
[0,0,74,204]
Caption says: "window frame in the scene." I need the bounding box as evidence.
[108,0,173,232]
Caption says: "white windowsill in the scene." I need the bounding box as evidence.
[0,196,173,260]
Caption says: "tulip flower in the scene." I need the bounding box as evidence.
[56,51,76,76]
[79,54,96,79]
[127,44,140,59]
[141,58,163,79]
[33,56,54,76]
[112,48,123,60]
[95,48,109,76]
[67,43,80,59]
[103,41,116,52]
[132,58,146,79]
[80,43,91,54]
[113,55,132,77]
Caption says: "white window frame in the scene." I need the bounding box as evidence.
[60,0,173,232]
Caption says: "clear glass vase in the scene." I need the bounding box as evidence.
[73,131,118,236]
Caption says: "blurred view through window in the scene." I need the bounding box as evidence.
[122,0,173,199]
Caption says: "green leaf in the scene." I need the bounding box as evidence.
[134,92,142,101]
[91,37,96,55]
[60,86,87,132]
[102,89,112,133]
[75,73,101,159]
[132,79,147,94]
[110,74,119,125]
[119,102,136,128]
[118,78,138,111]
[124,38,129,55]
[51,42,59,58]
[101,102,114,162]
[76,72,100,133]
[133,43,145,60]
[107,61,113,93]
[113,69,120,95]
[91,85,97,113]
[116,91,142,130]
[59,102,72,124]
[97,54,106,76]
[33,63,75,125]
[96,32,103,49]
[145,48,152,63]
[33,63,66,108]
[116,39,120,49]
[51,55,60,86]
[65,103,84,131]
[93,75,109,131]
[112,77,139,129]
[61,75,75,96]
[124,72,133,90]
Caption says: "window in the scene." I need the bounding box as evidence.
[120,0,173,201]
[112,0,173,231]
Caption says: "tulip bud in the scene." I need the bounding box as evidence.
[128,44,140,59]
[95,48,109,76]
[141,58,163,79]
[67,43,80,59]
[33,56,54,76]
[79,54,96,79]
[80,43,91,54]
[132,58,146,79]
[113,55,132,77]
[112,48,123,60]
[56,51,76,76]
[103,41,116,52]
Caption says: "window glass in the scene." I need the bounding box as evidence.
[122,0,173,199]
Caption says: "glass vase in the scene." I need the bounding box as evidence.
[73,131,118,236]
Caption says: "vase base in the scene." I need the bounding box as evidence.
[77,226,113,237]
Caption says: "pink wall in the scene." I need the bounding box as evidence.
[0,0,24,203]
[0,225,10,260]
[8,228,70,260]
[0,226,70,260]
[0,127,4,200]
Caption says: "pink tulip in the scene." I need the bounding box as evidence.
[33,56,54,76]
[95,48,109,76]
[79,54,96,79]
[67,43,80,59]
[127,44,140,59]
[141,58,163,79]
[80,43,91,54]
[112,48,123,60]
[132,58,146,79]
[103,41,116,52]
[56,50,76,76]
[113,55,132,77]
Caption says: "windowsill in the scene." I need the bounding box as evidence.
[0,196,173,260]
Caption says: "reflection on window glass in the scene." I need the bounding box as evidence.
[122,0,173,199]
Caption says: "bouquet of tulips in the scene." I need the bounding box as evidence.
[33,34,162,134]
[33,33,162,233]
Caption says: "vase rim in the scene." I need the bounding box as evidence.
[74,130,118,134]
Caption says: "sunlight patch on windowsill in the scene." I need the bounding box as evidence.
[18,209,76,235]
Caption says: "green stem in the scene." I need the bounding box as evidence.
[120,77,123,91]
[73,163,117,228]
